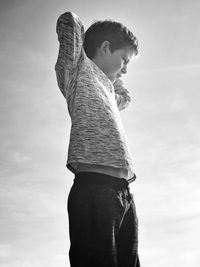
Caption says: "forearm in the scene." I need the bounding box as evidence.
[113,79,131,111]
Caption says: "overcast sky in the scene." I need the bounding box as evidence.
[0,0,200,266]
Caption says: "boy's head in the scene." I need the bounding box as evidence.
[83,19,138,83]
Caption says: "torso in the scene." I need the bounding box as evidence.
[76,162,128,179]
[56,12,135,180]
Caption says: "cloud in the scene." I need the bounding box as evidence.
[0,244,12,260]
[1,1,200,267]
[133,63,200,75]
[0,254,68,267]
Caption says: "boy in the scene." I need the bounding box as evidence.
[55,11,140,267]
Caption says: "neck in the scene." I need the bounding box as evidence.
[91,57,102,70]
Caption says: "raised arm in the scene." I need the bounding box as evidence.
[55,12,84,99]
[113,79,131,111]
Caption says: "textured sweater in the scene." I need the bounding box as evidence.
[55,12,136,181]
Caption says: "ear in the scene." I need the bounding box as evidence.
[100,40,111,55]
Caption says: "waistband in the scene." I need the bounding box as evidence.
[74,172,130,190]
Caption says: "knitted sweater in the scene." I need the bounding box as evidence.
[55,12,136,181]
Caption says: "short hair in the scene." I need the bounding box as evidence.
[83,20,139,59]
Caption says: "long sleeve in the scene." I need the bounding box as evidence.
[113,79,131,111]
[55,12,84,99]
[55,15,136,180]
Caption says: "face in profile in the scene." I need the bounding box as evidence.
[102,45,135,83]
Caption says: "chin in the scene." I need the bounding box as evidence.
[107,74,117,83]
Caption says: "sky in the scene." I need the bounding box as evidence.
[0,0,200,266]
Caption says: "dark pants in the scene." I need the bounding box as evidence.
[68,172,140,267]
